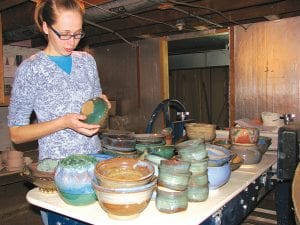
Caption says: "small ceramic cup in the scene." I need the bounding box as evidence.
[155,186,188,213]
[187,183,209,202]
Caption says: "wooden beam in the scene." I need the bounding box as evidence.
[0,13,4,104]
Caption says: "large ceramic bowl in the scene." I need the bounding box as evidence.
[230,144,262,165]
[54,154,98,206]
[185,123,216,142]
[207,163,231,190]
[81,97,109,126]
[92,177,157,220]
[95,158,155,188]
[101,132,136,152]
[134,134,165,145]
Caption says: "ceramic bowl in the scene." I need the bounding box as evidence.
[88,153,113,162]
[54,154,98,205]
[177,141,207,162]
[206,144,233,167]
[155,186,188,213]
[146,145,175,159]
[101,132,136,152]
[175,139,204,150]
[134,134,165,145]
[160,159,191,173]
[21,162,56,193]
[185,123,216,142]
[230,154,244,171]
[158,165,192,191]
[101,147,143,158]
[230,127,260,145]
[207,163,231,190]
[257,136,272,155]
[92,177,157,220]
[230,144,262,165]
[187,183,209,202]
[189,157,208,174]
[81,97,109,126]
[95,158,155,188]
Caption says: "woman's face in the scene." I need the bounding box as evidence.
[43,10,83,56]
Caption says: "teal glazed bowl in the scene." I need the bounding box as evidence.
[81,97,109,126]
[146,145,175,159]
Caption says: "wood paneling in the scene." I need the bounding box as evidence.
[233,16,300,121]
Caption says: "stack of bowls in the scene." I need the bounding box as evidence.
[156,159,191,213]
[134,133,166,152]
[101,132,141,158]
[93,158,156,220]
[175,139,209,202]
[230,127,262,165]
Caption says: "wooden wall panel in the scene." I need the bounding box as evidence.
[234,16,300,121]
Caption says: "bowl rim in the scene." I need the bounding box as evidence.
[92,177,157,193]
[95,158,155,182]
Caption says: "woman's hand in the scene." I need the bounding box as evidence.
[62,113,100,136]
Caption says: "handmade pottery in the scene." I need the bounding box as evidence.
[101,132,136,152]
[146,145,175,159]
[206,144,233,167]
[54,154,98,205]
[230,127,260,145]
[257,136,272,155]
[230,144,262,165]
[207,163,231,190]
[94,158,154,188]
[81,97,109,126]
[155,186,188,213]
[92,177,156,220]
[185,123,216,142]
[187,183,209,202]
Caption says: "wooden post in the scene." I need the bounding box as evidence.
[0,13,4,104]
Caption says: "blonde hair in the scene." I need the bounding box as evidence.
[34,0,85,32]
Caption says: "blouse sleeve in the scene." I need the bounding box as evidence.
[8,61,37,127]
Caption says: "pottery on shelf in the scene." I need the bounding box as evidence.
[230,127,260,145]
[184,123,216,142]
[230,144,262,165]
[81,97,109,126]
[101,132,136,152]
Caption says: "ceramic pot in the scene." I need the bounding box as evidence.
[189,157,208,174]
[146,145,175,159]
[230,144,262,165]
[207,163,231,190]
[101,132,136,152]
[230,127,260,145]
[155,186,188,213]
[81,97,109,126]
[185,123,216,142]
[187,183,209,202]
[257,136,272,155]
[54,154,98,206]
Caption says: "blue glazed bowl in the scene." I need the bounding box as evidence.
[207,163,231,190]
[206,144,233,167]
[54,154,98,205]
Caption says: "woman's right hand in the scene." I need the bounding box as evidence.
[62,113,100,136]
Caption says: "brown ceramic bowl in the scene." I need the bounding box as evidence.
[95,158,155,188]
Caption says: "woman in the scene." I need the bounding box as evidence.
[8,0,110,161]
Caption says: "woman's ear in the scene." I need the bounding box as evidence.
[42,21,49,35]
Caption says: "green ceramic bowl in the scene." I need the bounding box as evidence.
[146,145,175,159]
[81,97,109,126]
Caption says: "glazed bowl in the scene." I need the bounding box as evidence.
[134,134,165,145]
[88,153,113,162]
[101,147,143,158]
[230,144,262,165]
[101,132,136,152]
[189,157,208,174]
[206,144,233,167]
[54,154,98,205]
[207,163,231,190]
[187,183,209,202]
[185,123,216,142]
[146,145,175,159]
[21,162,56,193]
[81,97,109,126]
[257,136,272,155]
[175,139,204,150]
[155,186,188,213]
[158,165,192,191]
[176,140,207,162]
[95,158,155,188]
[92,177,157,220]
[160,159,191,173]
[230,127,260,145]
[189,172,208,186]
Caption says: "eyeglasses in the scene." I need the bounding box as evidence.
[49,26,85,40]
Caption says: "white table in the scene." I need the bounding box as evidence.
[27,154,277,225]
